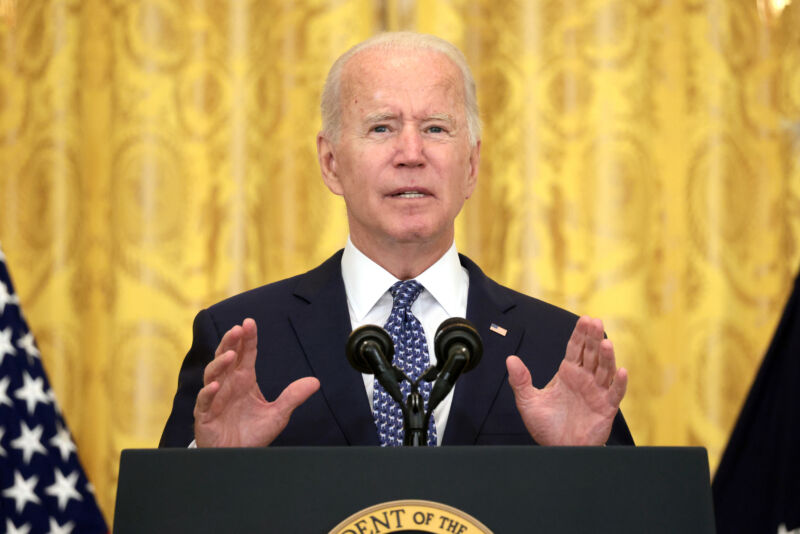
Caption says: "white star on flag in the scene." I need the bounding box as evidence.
[46,517,75,534]
[16,331,40,360]
[0,247,108,531]
[5,518,32,534]
[45,468,83,511]
[0,280,19,315]
[0,326,16,363]
[11,421,48,464]
[13,371,50,414]
[49,423,77,462]
[44,386,62,414]
[0,374,13,407]
[2,470,41,513]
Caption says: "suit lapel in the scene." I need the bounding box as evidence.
[443,255,524,445]
[289,251,380,446]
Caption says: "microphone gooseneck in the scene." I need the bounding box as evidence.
[430,317,483,410]
[346,325,404,405]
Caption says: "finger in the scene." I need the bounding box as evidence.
[506,355,535,404]
[194,381,221,416]
[582,318,603,373]
[564,316,590,364]
[272,377,321,417]
[594,339,615,388]
[238,318,259,369]
[608,368,628,407]
[215,325,243,358]
[203,350,236,386]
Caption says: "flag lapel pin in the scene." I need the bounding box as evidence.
[489,323,507,336]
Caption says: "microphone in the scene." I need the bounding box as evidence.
[430,317,483,410]
[346,325,404,405]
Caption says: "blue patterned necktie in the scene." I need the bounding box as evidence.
[373,279,438,446]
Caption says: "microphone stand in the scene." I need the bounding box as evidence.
[402,386,427,446]
[366,362,468,446]
[403,367,440,447]
[398,346,476,446]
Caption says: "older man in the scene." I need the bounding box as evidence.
[160,32,632,448]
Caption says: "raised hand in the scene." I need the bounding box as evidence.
[506,316,628,446]
[193,318,320,447]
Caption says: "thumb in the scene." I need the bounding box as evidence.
[273,376,321,417]
[506,355,535,403]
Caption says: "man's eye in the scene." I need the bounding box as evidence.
[427,126,445,134]
[372,125,389,133]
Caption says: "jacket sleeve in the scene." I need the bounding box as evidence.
[607,411,635,445]
[159,309,221,447]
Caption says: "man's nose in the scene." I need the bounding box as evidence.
[393,126,424,167]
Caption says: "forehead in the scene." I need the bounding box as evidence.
[339,47,464,115]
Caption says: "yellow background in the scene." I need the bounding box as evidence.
[0,0,798,523]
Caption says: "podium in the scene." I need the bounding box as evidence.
[114,446,715,533]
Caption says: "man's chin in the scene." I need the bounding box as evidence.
[349,216,454,252]
[385,225,452,248]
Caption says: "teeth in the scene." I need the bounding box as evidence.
[396,192,425,198]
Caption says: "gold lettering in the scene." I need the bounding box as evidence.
[370,512,391,531]
[438,514,467,533]
[387,508,405,527]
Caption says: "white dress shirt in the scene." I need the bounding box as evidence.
[341,237,470,444]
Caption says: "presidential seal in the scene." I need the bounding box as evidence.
[329,499,493,534]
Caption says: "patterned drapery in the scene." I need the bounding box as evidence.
[0,0,797,521]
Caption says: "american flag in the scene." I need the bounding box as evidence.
[0,245,107,533]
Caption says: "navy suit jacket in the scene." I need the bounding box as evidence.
[160,251,633,447]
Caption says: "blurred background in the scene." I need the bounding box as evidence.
[0,0,798,523]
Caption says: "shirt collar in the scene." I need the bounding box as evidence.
[341,237,465,321]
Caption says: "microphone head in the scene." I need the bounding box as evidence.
[346,324,394,374]
[433,317,483,373]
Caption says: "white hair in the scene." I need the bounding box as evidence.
[320,32,481,146]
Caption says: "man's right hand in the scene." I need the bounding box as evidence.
[193,318,320,447]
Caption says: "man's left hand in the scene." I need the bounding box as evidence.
[506,316,628,446]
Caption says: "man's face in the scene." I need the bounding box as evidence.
[318,47,480,257]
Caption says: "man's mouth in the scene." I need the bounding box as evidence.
[389,187,432,199]
[393,191,426,198]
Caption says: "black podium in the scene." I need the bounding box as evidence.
[113,446,715,533]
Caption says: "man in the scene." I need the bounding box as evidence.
[160,32,632,448]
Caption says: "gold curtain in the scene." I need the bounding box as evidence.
[0,0,797,522]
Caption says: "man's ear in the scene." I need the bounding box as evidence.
[317,133,344,196]
[465,139,481,199]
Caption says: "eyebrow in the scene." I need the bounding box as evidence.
[424,113,455,124]
[363,112,456,124]
[364,112,397,123]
